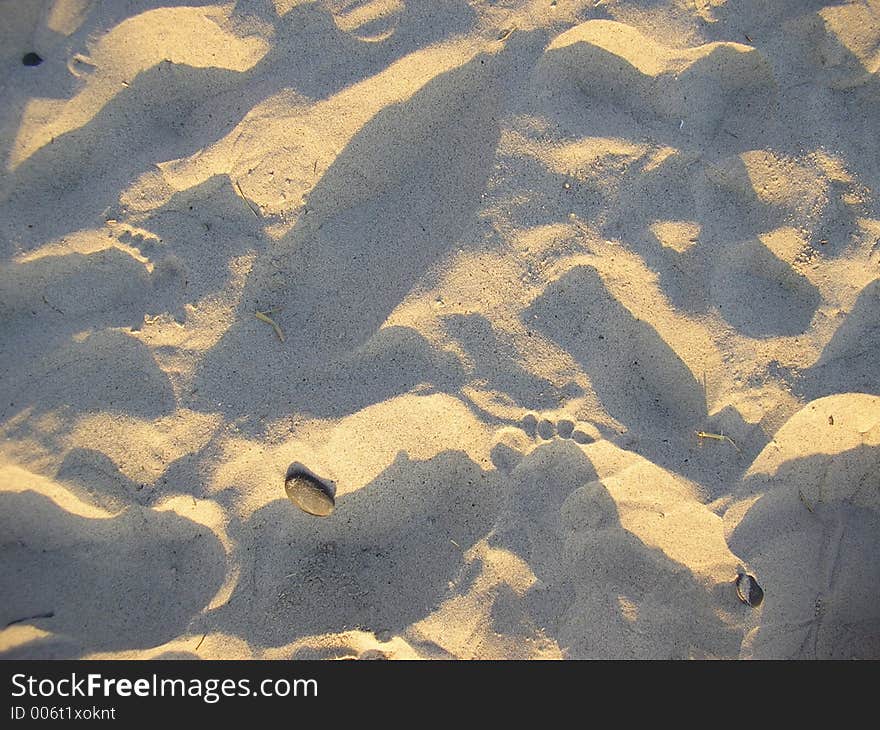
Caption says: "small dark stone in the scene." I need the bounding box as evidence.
[284,462,335,517]
[22,52,43,67]
[735,573,764,608]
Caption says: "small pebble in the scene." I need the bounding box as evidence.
[735,573,764,608]
[285,463,335,517]
[22,52,43,67]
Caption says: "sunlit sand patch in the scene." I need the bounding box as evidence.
[739,150,828,214]
[746,393,880,508]
[507,222,575,260]
[410,542,563,660]
[617,595,640,624]
[583,445,742,579]
[545,136,650,178]
[147,40,482,219]
[0,462,112,519]
[271,0,310,17]
[539,19,773,119]
[264,630,421,660]
[14,227,151,267]
[83,632,253,660]
[383,250,529,343]
[758,226,812,266]
[498,129,650,217]
[501,128,649,172]
[650,220,701,254]
[641,145,679,173]
[324,0,404,42]
[547,20,671,75]
[10,5,272,169]
[754,227,874,323]
[210,392,494,519]
[67,410,221,486]
[295,391,496,487]
[47,0,93,36]
[475,0,573,36]
[0,624,53,655]
[429,249,540,318]
[816,3,880,87]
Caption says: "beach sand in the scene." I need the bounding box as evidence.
[1,0,878,660]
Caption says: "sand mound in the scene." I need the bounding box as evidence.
[725,394,880,659]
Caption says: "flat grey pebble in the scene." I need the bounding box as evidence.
[735,573,764,608]
[285,463,335,517]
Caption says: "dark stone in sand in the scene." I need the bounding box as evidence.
[284,462,335,517]
[735,573,764,608]
[22,53,43,67]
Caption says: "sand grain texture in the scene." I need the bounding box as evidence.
[1,0,878,660]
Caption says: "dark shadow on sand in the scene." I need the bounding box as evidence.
[0,490,225,657]
[488,440,743,658]
[207,449,502,647]
[188,50,504,427]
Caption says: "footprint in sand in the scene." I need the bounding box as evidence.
[486,438,741,658]
[0,488,225,657]
[520,413,595,444]
[491,414,595,475]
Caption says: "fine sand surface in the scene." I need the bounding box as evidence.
[1,0,878,660]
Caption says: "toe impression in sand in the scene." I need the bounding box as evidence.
[284,462,335,517]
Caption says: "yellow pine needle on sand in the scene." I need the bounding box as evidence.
[255,309,284,341]
[695,430,742,454]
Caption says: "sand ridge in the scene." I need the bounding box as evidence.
[1,0,878,659]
